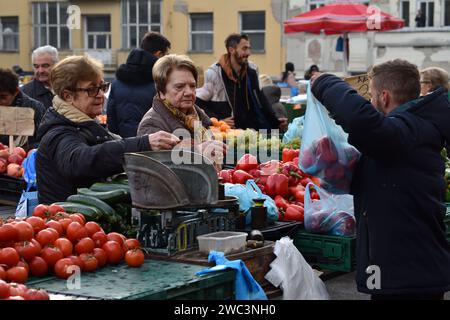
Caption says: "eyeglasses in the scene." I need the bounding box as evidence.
[72,82,110,97]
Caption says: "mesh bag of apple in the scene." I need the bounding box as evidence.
[299,84,360,194]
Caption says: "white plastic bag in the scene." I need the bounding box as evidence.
[265,236,330,300]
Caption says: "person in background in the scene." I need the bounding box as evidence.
[196,33,286,132]
[259,74,288,128]
[107,32,171,138]
[311,59,450,300]
[419,67,449,96]
[36,55,180,204]
[415,9,426,27]
[304,64,320,81]
[137,54,226,169]
[21,45,58,109]
[279,62,301,96]
[0,68,45,149]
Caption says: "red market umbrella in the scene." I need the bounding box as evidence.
[284,2,404,74]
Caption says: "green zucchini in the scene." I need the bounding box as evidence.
[53,202,102,221]
[66,194,116,216]
[90,182,131,194]
[77,188,130,205]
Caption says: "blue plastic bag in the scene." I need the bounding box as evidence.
[22,149,37,191]
[282,116,304,144]
[299,82,360,194]
[196,251,267,300]
[304,182,355,236]
[224,180,278,225]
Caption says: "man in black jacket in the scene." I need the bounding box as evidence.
[0,68,45,149]
[196,33,286,131]
[106,32,171,138]
[21,45,57,109]
[311,59,450,299]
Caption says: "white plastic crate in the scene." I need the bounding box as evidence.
[197,231,248,255]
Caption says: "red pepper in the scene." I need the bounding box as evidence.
[274,195,289,211]
[218,169,234,183]
[232,170,253,184]
[265,173,289,197]
[283,204,304,222]
[248,169,262,179]
[259,160,282,176]
[281,163,303,187]
[316,136,338,164]
[289,186,305,203]
[282,148,300,163]
[235,154,258,172]
[292,157,299,167]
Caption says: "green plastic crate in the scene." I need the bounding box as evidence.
[27,260,235,300]
[293,230,356,272]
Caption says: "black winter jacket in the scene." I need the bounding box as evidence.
[36,108,151,204]
[312,74,450,295]
[21,79,54,109]
[107,49,157,138]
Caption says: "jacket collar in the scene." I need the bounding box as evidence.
[52,95,95,124]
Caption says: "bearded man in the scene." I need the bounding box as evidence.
[196,33,286,131]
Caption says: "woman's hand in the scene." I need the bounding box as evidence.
[198,140,227,170]
[148,131,180,150]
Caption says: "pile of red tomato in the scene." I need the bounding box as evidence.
[0,203,145,288]
[0,280,49,300]
[219,153,321,222]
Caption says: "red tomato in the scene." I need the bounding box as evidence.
[22,288,50,300]
[45,220,64,237]
[0,224,18,242]
[79,253,98,272]
[36,229,58,247]
[54,258,77,279]
[85,221,102,237]
[66,222,88,243]
[32,204,49,219]
[0,280,10,299]
[6,266,28,283]
[47,204,65,217]
[13,221,34,241]
[40,246,63,268]
[30,239,42,255]
[75,237,95,255]
[122,239,141,252]
[8,283,27,297]
[6,296,25,300]
[69,214,85,226]
[125,249,145,268]
[54,238,73,257]
[0,247,20,268]
[58,218,73,233]
[14,241,38,262]
[25,216,46,233]
[92,248,107,268]
[107,232,126,246]
[17,260,29,273]
[29,256,48,277]
[68,255,84,270]
[92,231,108,248]
[102,241,123,264]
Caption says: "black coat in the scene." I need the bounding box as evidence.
[106,49,157,138]
[21,79,54,109]
[36,108,151,204]
[0,91,46,149]
[312,74,450,295]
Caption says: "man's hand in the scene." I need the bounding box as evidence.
[148,131,180,150]
[278,117,288,132]
[223,116,235,128]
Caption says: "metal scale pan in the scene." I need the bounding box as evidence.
[123,150,218,210]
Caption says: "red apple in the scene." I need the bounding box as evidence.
[8,154,23,166]
[0,143,7,150]
[0,158,7,174]
[12,147,26,159]
[0,149,9,160]
[6,163,23,178]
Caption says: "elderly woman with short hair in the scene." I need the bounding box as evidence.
[419,67,449,97]
[36,55,180,204]
[138,54,226,167]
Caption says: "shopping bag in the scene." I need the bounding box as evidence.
[303,182,355,236]
[282,116,304,144]
[299,82,360,194]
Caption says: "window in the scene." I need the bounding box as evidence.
[401,1,410,27]
[32,2,70,49]
[309,0,326,10]
[444,0,450,26]
[240,12,265,52]
[189,13,213,52]
[121,0,162,49]
[86,16,111,49]
[0,17,19,51]
[419,1,434,27]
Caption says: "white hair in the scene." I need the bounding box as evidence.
[32,45,59,63]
